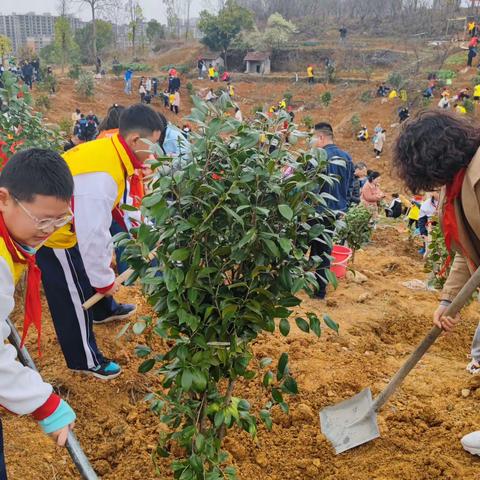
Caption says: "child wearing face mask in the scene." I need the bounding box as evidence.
[35,105,165,380]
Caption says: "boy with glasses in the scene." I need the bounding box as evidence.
[36,104,165,380]
[0,149,76,478]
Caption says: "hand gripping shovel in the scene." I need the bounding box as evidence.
[6,318,99,480]
[320,265,480,455]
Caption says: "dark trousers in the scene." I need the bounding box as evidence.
[36,244,118,370]
[110,219,129,274]
[171,105,179,114]
[309,220,333,298]
[0,420,7,480]
[308,77,314,84]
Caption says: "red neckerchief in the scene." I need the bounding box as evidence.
[116,134,145,207]
[0,213,42,355]
[116,134,143,169]
[439,168,473,276]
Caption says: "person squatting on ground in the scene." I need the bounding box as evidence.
[393,109,480,456]
[35,104,164,381]
[0,149,77,478]
[309,122,354,300]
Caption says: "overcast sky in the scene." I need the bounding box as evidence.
[0,0,209,22]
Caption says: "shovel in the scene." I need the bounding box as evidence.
[6,318,99,480]
[320,264,480,455]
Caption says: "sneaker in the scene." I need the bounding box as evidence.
[93,303,137,324]
[418,247,426,255]
[466,359,480,375]
[461,431,480,456]
[77,360,122,380]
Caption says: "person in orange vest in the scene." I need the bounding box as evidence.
[0,149,76,475]
[35,104,165,380]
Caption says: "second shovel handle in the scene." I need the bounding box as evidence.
[372,264,480,413]
[82,267,134,310]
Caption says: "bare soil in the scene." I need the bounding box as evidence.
[6,50,480,479]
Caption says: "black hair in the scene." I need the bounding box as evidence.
[119,104,166,137]
[355,162,367,170]
[368,171,380,182]
[0,149,73,202]
[156,111,168,148]
[75,108,80,114]
[80,113,85,119]
[98,104,126,132]
[314,122,334,137]
[392,193,399,198]
[393,110,480,193]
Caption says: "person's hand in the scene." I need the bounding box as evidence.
[50,422,74,447]
[433,304,460,332]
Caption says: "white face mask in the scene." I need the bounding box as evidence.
[309,137,318,148]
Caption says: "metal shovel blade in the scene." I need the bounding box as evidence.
[319,388,379,454]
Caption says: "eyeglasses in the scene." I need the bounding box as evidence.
[14,197,73,232]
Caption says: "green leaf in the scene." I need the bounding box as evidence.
[308,313,321,337]
[135,345,151,358]
[271,388,283,403]
[325,268,338,289]
[259,357,272,368]
[138,358,155,373]
[263,371,273,387]
[278,204,294,221]
[171,248,190,262]
[263,238,280,257]
[115,322,130,339]
[282,375,299,394]
[259,409,273,431]
[279,318,290,336]
[278,237,292,254]
[323,314,339,333]
[277,353,289,380]
[132,321,146,335]
[195,433,205,452]
[214,409,225,428]
[295,317,310,333]
[222,205,244,227]
[181,370,194,390]
[192,370,208,392]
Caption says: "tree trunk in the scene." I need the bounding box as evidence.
[185,1,190,40]
[132,25,136,57]
[223,48,228,70]
[91,2,99,73]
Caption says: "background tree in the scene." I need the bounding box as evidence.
[55,0,78,73]
[198,0,254,68]
[0,35,12,67]
[251,12,296,50]
[146,19,166,45]
[77,0,111,71]
[74,20,113,65]
[126,0,144,57]
[163,0,180,38]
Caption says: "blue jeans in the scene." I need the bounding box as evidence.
[124,79,132,94]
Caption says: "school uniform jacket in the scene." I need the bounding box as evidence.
[0,239,58,419]
[440,148,480,301]
[44,133,137,293]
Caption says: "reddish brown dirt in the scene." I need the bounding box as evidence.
[7,57,480,479]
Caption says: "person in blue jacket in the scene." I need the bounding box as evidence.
[124,68,133,95]
[309,122,354,299]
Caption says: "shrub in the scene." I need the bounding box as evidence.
[0,72,63,165]
[252,104,263,114]
[119,94,339,479]
[186,81,194,95]
[116,62,151,72]
[112,64,123,77]
[68,63,81,80]
[35,94,51,110]
[283,91,293,105]
[75,71,95,97]
[472,75,480,87]
[321,91,332,107]
[464,98,475,114]
[359,90,373,103]
[436,69,456,80]
[387,72,404,90]
[303,115,314,129]
[58,117,73,135]
[335,205,373,263]
[350,113,361,134]
[325,63,336,83]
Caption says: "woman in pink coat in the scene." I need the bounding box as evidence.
[361,171,385,208]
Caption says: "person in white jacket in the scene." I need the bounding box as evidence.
[0,149,77,477]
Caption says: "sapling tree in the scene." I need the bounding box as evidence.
[335,204,373,264]
[119,95,339,479]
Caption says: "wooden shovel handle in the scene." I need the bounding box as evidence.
[372,264,480,413]
[82,267,134,310]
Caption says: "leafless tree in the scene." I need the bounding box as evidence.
[77,0,112,71]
